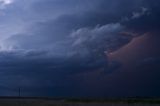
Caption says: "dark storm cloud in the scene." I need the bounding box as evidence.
[0,50,76,96]
[0,23,127,95]
[0,0,160,96]
[6,22,128,74]
[6,0,151,50]
[138,57,160,66]
[0,49,110,96]
[31,0,99,15]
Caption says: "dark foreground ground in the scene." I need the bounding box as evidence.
[0,97,160,106]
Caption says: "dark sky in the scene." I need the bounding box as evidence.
[0,0,160,97]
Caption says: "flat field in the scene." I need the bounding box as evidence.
[0,97,159,106]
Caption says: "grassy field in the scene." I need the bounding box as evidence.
[0,97,159,106]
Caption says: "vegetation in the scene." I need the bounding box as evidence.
[0,97,160,106]
[65,98,160,104]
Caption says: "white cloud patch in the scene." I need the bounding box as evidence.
[121,7,150,23]
[70,23,125,55]
[71,23,123,46]
[0,0,14,9]
[132,7,150,19]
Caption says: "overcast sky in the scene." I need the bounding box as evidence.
[0,0,160,97]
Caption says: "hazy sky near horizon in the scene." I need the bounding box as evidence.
[0,0,160,97]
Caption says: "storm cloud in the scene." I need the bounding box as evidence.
[0,0,159,97]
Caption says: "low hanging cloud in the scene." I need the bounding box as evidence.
[0,0,159,96]
[70,23,130,53]
[3,23,129,75]
[0,21,132,96]
[0,0,148,96]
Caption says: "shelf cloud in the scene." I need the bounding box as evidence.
[0,0,159,97]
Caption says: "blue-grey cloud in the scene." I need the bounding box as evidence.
[0,0,159,97]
